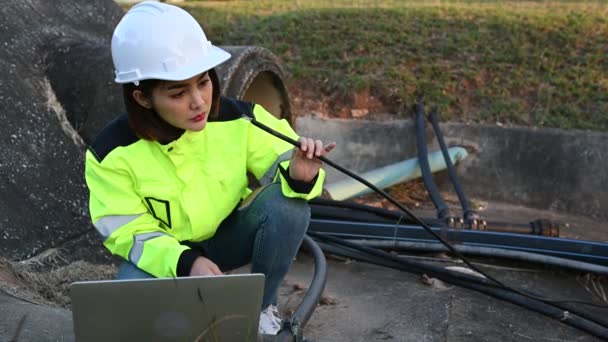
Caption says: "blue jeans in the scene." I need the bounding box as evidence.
[116,182,310,308]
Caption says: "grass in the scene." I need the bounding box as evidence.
[175,1,608,130]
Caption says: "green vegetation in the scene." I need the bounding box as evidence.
[179,1,607,130]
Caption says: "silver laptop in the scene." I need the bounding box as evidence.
[69,273,265,342]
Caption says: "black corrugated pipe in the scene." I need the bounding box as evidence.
[276,235,328,342]
[427,109,477,223]
[415,100,451,220]
[311,233,608,339]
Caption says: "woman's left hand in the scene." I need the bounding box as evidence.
[289,137,336,182]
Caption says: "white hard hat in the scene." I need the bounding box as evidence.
[111,1,231,84]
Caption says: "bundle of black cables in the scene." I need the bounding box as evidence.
[243,114,608,340]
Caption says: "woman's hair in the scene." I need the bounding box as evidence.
[123,68,221,142]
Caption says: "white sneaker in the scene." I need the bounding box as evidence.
[258,305,283,335]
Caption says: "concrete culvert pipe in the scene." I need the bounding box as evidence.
[216,46,292,124]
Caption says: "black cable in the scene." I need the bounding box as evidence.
[310,200,439,226]
[276,236,328,342]
[310,231,607,308]
[310,231,501,287]
[415,100,451,219]
[319,236,608,333]
[347,238,608,276]
[314,239,608,331]
[428,108,477,222]
[320,239,608,338]
[311,198,558,237]
[310,198,410,223]
[242,114,481,274]
[242,115,608,309]
[311,233,608,338]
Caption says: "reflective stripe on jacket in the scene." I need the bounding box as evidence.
[85,97,325,277]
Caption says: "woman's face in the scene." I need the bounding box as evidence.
[136,72,213,132]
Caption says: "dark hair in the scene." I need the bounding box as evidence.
[123,68,221,143]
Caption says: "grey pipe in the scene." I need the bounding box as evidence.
[324,147,468,201]
[347,239,608,276]
[416,101,450,219]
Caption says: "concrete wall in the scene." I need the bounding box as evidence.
[296,116,608,220]
[296,116,419,182]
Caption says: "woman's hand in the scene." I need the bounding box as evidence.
[289,137,336,182]
[189,256,223,276]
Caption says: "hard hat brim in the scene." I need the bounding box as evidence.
[115,46,231,84]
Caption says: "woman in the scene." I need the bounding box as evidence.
[84,1,335,336]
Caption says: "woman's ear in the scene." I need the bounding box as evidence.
[132,89,152,109]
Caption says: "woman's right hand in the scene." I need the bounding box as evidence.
[189,256,223,276]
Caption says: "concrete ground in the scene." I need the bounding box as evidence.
[1,202,606,342]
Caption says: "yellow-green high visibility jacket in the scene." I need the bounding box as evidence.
[85,97,325,278]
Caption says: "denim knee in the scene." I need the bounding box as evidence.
[261,183,310,234]
[116,261,155,280]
